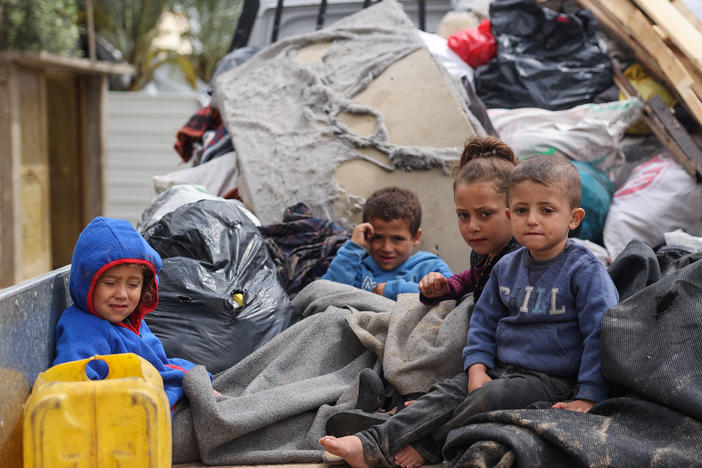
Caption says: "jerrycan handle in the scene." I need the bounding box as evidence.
[84,353,155,380]
[83,355,111,381]
[34,353,161,388]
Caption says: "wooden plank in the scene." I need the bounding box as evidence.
[86,0,97,61]
[17,66,53,280]
[589,0,702,125]
[671,0,702,35]
[0,368,28,468]
[0,64,22,287]
[633,0,702,75]
[590,0,702,102]
[649,94,702,180]
[577,0,666,82]
[650,23,702,103]
[0,51,132,75]
[668,44,702,103]
[615,67,702,181]
[47,73,84,269]
[175,464,334,468]
[82,74,107,224]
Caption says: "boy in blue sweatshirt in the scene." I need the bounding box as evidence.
[319,155,619,468]
[322,186,452,300]
[53,216,200,409]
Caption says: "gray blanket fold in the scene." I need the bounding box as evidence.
[176,280,471,464]
[347,291,471,395]
[179,306,376,464]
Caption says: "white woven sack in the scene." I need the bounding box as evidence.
[603,154,702,261]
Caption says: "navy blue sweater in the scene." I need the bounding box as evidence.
[463,240,619,402]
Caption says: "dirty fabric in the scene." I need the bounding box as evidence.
[174,280,470,464]
[606,239,661,302]
[258,203,349,299]
[346,290,471,395]
[211,0,484,226]
[174,105,221,163]
[200,124,233,163]
[443,397,702,467]
[441,252,702,467]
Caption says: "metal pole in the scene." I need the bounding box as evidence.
[418,0,426,31]
[271,0,285,43]
[229,0,260,51]
[316,0,328,30]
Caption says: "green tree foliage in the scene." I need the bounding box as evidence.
[0,0,79,54]
[1,0,244,90]
[92,0,199,90]
[177,0,244,83]
[90,0,242,90]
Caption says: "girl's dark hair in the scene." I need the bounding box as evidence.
[452,136,517,195]
[139,266,158,311]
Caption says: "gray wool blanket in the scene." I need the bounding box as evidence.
[345,288,471,395]
[173,280,472,464]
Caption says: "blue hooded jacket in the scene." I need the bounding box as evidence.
[53,216,197,407]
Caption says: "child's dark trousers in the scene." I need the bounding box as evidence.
[356,362,576,466]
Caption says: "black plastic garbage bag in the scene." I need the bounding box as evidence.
[475,0,612,110]
[141,199,301,374]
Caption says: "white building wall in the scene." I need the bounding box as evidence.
[105,92,200,226]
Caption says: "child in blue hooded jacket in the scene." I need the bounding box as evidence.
[53,216,198,408]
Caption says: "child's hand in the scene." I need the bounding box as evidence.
[351,222,374,248]
[419,272,449,298]
[467,363,491,393]
[373,282,386,296]
[552,399,594,413]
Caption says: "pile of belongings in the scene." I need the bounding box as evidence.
[137,0,702,464]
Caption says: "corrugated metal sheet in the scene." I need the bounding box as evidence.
[106,92,200,225]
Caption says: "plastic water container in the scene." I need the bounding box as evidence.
[23,353,171,467]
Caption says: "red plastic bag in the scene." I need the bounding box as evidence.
[447,19,497,68]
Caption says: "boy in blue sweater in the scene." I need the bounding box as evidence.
[320,155,619,468]
[53,217,200,409]
[322,186,452,300]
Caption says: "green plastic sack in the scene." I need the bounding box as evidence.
[572,160,614,245]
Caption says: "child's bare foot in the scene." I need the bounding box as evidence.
[393,445,425,468]
[319,435,369,468]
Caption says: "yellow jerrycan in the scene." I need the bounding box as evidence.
[23,353,171,468]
